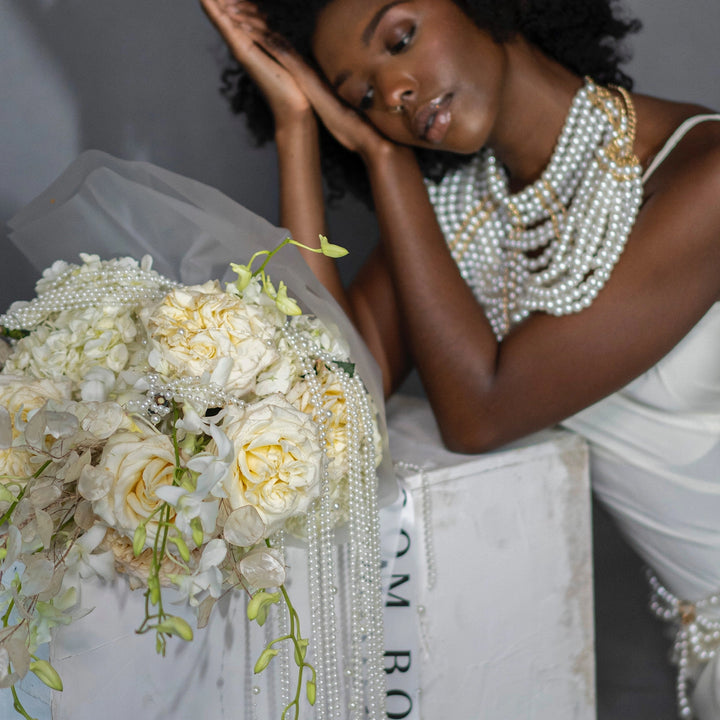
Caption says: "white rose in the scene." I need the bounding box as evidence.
[143,283,280,396]
[255,337,301,397]
[216,396,324,533]
[92,425,179,544]
[287,364,348,483]
[0,376,72,481]
[0,375,73,419]
[285,364,383,537]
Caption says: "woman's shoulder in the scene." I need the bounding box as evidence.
[636,95,720,198]
[632,96,720,260]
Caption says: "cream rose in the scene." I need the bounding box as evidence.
[285,364,383,537]
[92,425,178,544]
[287,364,348,483]
[216,396,324,533]
[0,376,72,480]
[143,282,280,396]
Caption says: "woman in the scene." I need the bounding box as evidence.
[201,0,720,716]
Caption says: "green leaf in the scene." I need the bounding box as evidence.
[0,326,30,340]
[333,361,355,378]
[132,525,146,556]
[274,281,302,316]
[30,660,63,691]
[156,615,193,641]
[306,680,316,706]
[254,647,278,674]
[168,534,190,562]
[318,234,349,258]
[190,517,204,547]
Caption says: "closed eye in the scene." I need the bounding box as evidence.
[358,87,375,111]
[388,24,415,55]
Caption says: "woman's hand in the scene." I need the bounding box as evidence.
[199,0,310,122]
[205,1,395,160]
[260,34,395,162]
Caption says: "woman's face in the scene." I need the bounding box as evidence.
[311,0,509,154]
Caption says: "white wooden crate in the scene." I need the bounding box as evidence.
[386,395,596,720]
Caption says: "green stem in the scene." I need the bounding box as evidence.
[0,460,52,527]
[11,685,36,720]
[287,240,327,255]
[262,538,314,720]
[171,401,182,476]
[1,597,15,627]
[252,238,291,277]
[245,249,270,272]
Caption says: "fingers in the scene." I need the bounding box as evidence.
[200,0,263,40]
[200,0,268,67]
[199,0,380,151]
[222,0,266,31]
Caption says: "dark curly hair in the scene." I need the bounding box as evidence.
[220,0,641,205]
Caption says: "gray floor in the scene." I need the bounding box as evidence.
[593,500,677,719]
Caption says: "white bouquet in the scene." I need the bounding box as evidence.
[0,152,393,720]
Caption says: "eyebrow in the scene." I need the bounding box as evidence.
[332,0,410,91]
[361,0,409,46]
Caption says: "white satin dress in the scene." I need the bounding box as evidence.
[561,114,720,716]
[428,112,720,717]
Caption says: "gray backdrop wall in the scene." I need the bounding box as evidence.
[2,0,719,311]
[0,5,718,714]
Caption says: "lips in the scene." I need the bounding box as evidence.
[413,93,453,144]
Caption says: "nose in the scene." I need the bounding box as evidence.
[377,67,416,111]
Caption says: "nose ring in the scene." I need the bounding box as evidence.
[389,104,404,114]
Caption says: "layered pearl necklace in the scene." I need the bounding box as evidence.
[426,78,643,340]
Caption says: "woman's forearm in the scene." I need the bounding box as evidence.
[275,114,353,317]
[361,144,503,446]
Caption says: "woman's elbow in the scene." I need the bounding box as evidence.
[437,416,505,455]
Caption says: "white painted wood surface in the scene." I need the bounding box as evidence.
[2,395,595,720]
[386,395,596,720]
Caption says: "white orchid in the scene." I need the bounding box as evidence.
[155,424,232,543]
[61,523,115,593]
[170,538,227,606]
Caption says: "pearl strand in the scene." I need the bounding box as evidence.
[125,372,245,422]
[647,571,720,718]
[283,324,336,719]
[352,372,386,717]
[341,370,363,719]
[0,258,177,330]
[395,461,438,590]
[282,322,385,718]
[244,592,260,720]
[339,370,385,718]
[273,530,293,711]
[426,78,643,340]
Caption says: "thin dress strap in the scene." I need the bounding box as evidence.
[642,114,720,183]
